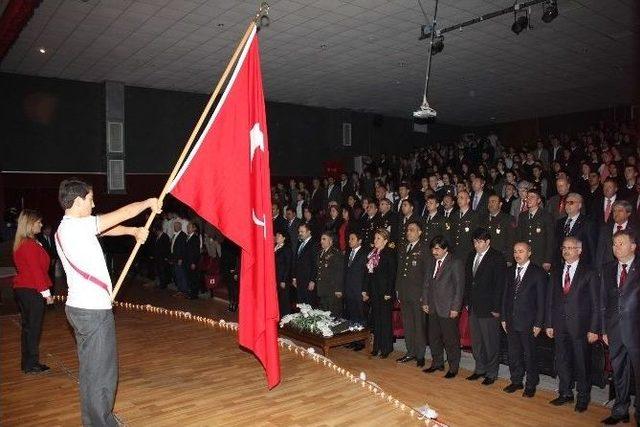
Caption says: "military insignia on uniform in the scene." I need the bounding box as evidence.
[324,263,328,267]
[496,228,501,234]
[445,223,450,230]
[388,242,396,248]
[411,260,417,266]
[536,227,541,233]
[464,227,469,232]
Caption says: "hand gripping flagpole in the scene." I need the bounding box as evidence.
[110,3,270,302]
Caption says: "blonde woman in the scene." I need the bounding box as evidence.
[13,209,53,374]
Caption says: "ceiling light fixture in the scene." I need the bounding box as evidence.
[431,35,444,55]
[541,0,558,23]
[511,6,529,35]
[38,47,46,54]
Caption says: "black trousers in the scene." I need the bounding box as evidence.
[369,296,393,354]
[319,294,343,318]
[609,326,640,419]
[345,295,366,325]
[428,313,460,372]
[401,298,427,360]
[554,330,591,400]
[14,287,45,371]
[154,259,171,288]
[277,284,290,318]
[470,312,501,379]
[187,267,200,298]
[227,277,239,306]
[507,329,539,388]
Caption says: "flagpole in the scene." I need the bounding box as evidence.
[111,5,269,301]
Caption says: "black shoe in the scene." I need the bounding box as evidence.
[503,383,524,393]
[549,395,574,406]
[416,358,425,368]
[423,365,444,373]
[466,373,484,381]
[481,377,495,386]
[601,415,630,425]
[444,371,457,379]
[379,352,390,359]
[523,388,536,398]
[574,401,588,413]
[352,343,365,352]
[24,364,50,374]
[345,343,356,349]
[396,355,415,363]
[370,350,380,357]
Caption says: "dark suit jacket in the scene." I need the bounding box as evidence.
[285,218,301,253]
[309,187,326,213]
[421,212,445,247]
[293,238,318,287]
[365,246,397,298]
[396,240,430,302]
[590,194,617,227]
[152,232,171,261]
[471,191,490,214]
[516,208,555,266]
[273,214,288,236]
[315,246,344,297]
[502,263,547,332]
[170,231,187,262]
[344,246,367,299]
[545,261,600,337]
[38,234,57,260]
[595,222,638,269]
[326,184,341,205]
[450,209,480,261]
[185,233,201,267]
[465,247,506,318]
[480,212,515,258]
[275,245,292,284]
[601,258,640,349]
[422,254,464,318]
[554,214,597,267]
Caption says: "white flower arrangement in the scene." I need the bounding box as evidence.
[279,304,364,337]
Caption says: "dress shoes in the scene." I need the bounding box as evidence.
[352,343,365,352]
[466,373,484,381]
[370,350,380,357]
[416,358,425,368]
[422,365,444,374]
[522,388,536,398]
[379,352,390,359]
[23,363,50,374]
[481,377,495,386]
[574,401,588,413]
[444,371,457,379]
[345,342,356,349]
[601,415,630,425]
[503,383,524,393]
[549,396,574,406]
[396,355,415,363]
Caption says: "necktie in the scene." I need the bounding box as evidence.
[472,254,481,276]
[604,198,612,223]
[406,243,413,253]
[298,240,306,255]
[514,266,523,296]
[563,264,571,295]
[619,263,628,288]
[348,249,355,266]
[564,218,572,235]
[616,224,623,233]
[434,259,443,279]
[558,196,566,214]
[520,201,527,213]
[473,195,479,210]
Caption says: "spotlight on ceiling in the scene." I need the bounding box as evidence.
[511,15,528,35]
[413,95,437,119]
[542,0,558,23]
[431,35,444,55]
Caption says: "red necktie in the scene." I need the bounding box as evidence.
[558,196,566,215]
[619,264,628,288]
[604,198,612,223]
[434,259,443,279]
[616,224,623,233]
[563,264,571,295]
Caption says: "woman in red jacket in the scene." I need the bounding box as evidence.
[13,209,53,374]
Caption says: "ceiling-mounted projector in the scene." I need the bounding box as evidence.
[413,96,437,119]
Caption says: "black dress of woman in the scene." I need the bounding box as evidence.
[275,243,292,317]
[365,245,397,357]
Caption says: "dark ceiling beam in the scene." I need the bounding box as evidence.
[0,0,42,62]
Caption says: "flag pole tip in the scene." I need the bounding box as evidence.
[255,2,270,30]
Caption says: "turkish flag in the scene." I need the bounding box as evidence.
[169,27,280,388]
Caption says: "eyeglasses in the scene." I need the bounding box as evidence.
[561,246,580,250]
[565,200,579,205]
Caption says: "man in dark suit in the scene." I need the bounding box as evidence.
[397,199,419,250]
[501,242,547,398]
[618,165,638,203]
[465,228,507,385]
[421,194,445,246]
[362,201,382,249]
[309,178,326,214]
[516,188,555,272]
[185,221,202,299]
[344,231,368,339]
[422,235,465,378]
[601,230,640,425]
[396,220,430,367]
[395,182,411,213]
[595,200,636,269]
[470,176,490,214]
[481,194,514,261]
[150,225,171,289]
[284,207,301,256]
[451,190,480,262]
[170,220,189,297]
[554,193,597,267]
[545,236,600,412]
[272,204,287,237]
[37,223,58,286]
[292,223,318,306]
[591,178,619,227]
[315,232,344,316]
[326,176,341,205]
[546,177,572,221]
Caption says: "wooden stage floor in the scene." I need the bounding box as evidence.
[1,284,611,426]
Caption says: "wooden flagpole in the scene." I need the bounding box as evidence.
[111,5,268,301]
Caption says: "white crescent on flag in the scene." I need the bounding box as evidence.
[250,122,264,165]
[252,209,266,239]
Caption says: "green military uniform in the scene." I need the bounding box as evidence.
[481,212,515,261]
[397,214,419,250]
[451,209,480,262]
[515,208,555,267]
[315,246,345,316]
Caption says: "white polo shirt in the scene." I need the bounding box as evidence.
[56,215,113,310]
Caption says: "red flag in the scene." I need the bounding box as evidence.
[169,27,280,388]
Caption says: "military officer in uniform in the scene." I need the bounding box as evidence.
[516,188,555,272]
[451,190,480,261]
[378,198,399,248]
[362,201,382,249]
[395,220,430,368]
[315,231,345,316]
[482,194,515,262]
[422,194,445,247]
[397,199,419,250]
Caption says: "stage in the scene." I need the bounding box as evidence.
[1,284,611,426]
